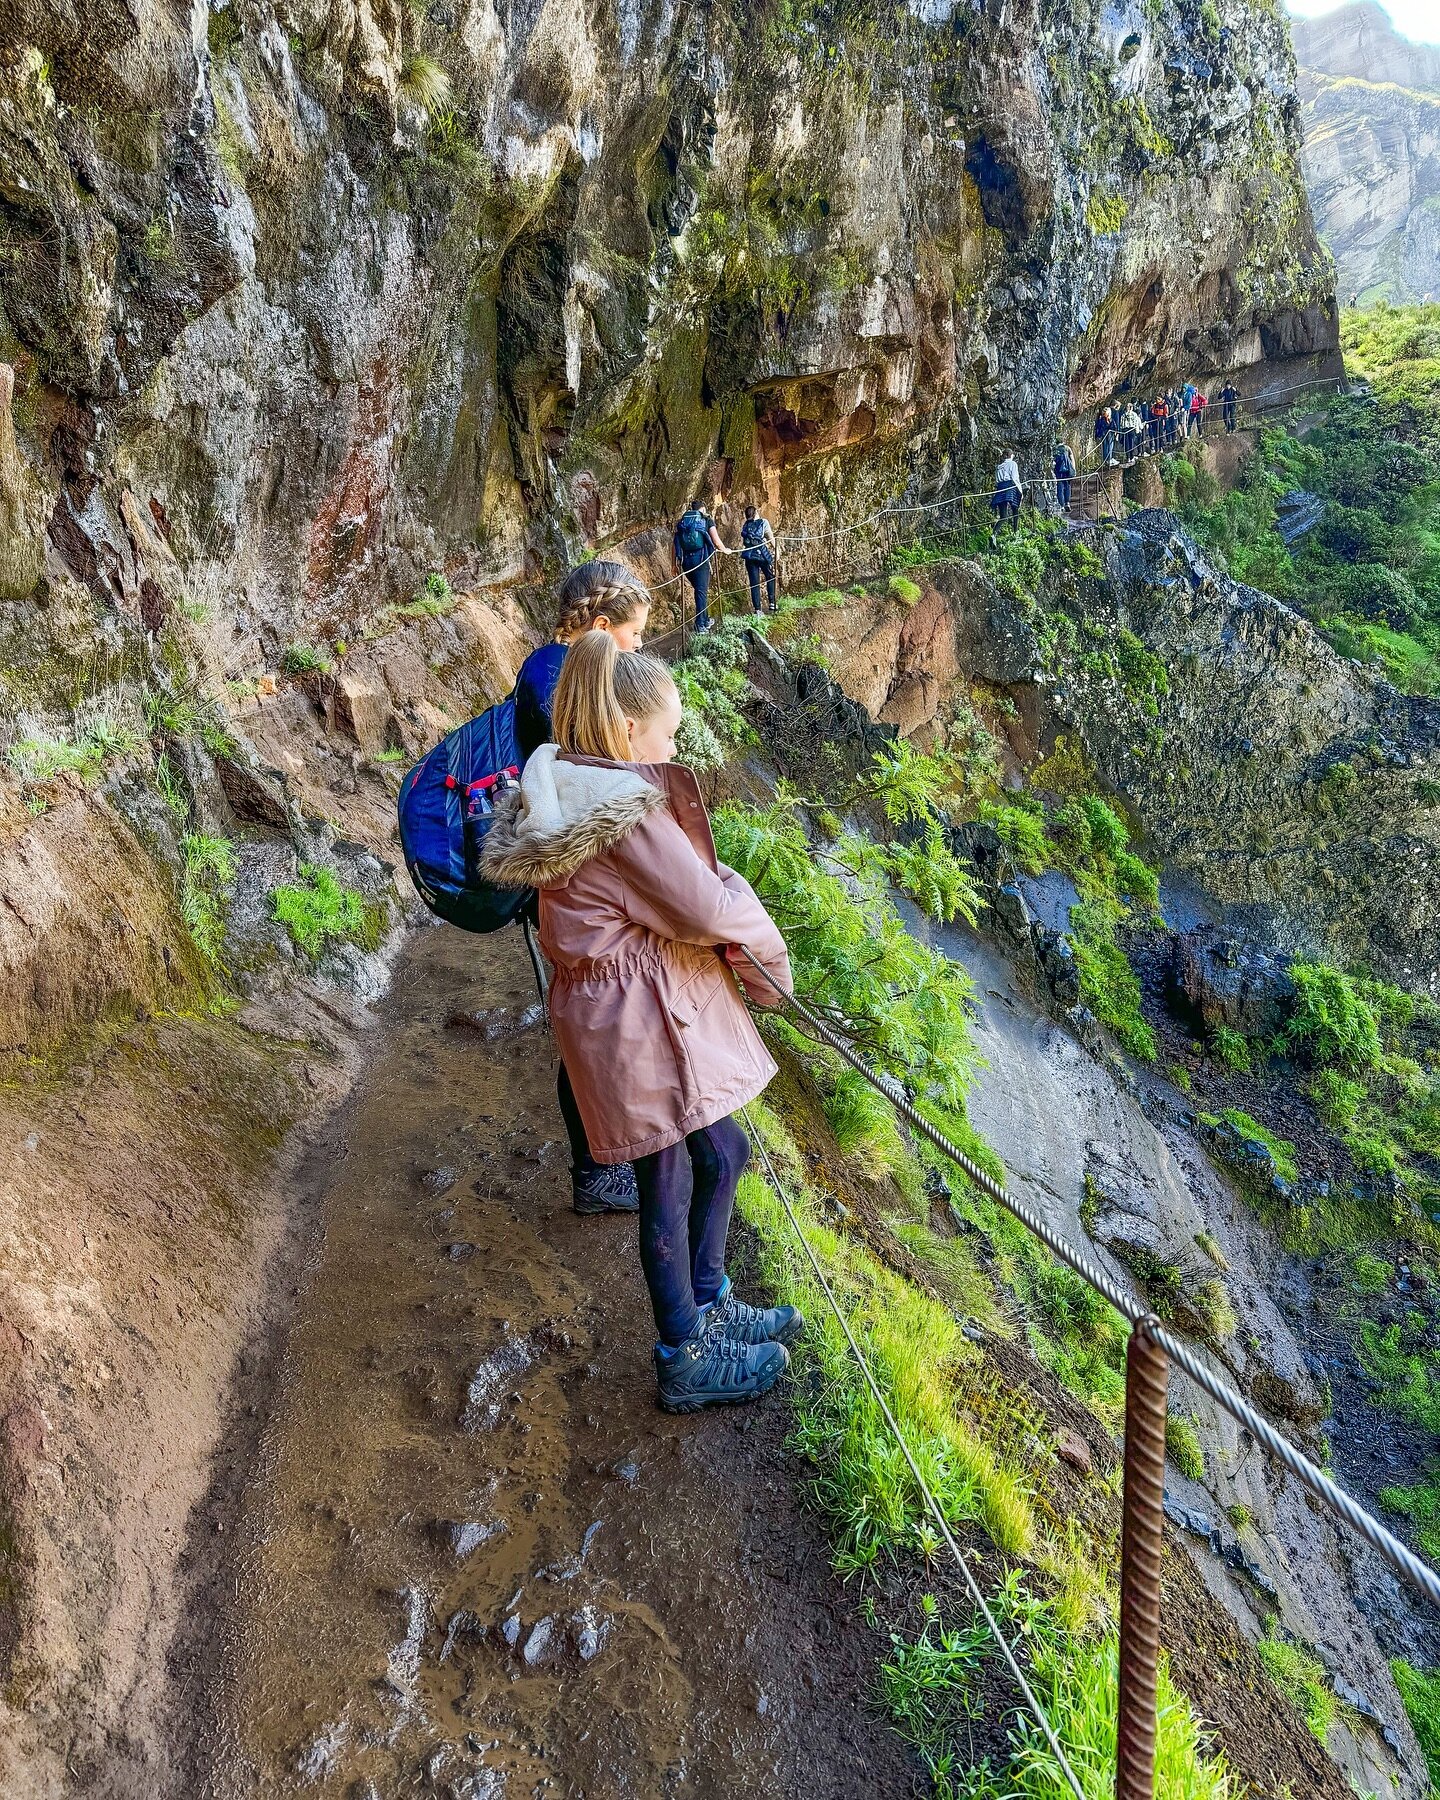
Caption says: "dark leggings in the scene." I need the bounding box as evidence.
[634,1116,750,1346]
[557,1060,600,1179]
[682,557,711,630]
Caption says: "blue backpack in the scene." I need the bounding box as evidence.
[676,509,709,557]
[397,698,530,933]
[740,516,771,562]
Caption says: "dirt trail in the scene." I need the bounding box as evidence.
[172,922,914,1799]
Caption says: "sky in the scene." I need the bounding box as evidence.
[1288,0,1440,44]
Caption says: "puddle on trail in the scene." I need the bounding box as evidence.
[191,924,910,1800]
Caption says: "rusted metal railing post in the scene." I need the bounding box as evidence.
[1116,1317,1169,1800]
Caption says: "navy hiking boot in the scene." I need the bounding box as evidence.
[654,1316,789,1413]
[705,1277,804,1348]
[572,1161,640,1215]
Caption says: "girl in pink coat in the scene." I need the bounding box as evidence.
[483,631,802,1412]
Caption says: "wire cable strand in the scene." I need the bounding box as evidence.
[735,947,1440,1614]
[739,1109,1090,1800]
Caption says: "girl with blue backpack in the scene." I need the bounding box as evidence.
[482,632,801,1412]
[512,561,652,1213]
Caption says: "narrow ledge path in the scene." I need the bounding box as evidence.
[174,921,915,1800]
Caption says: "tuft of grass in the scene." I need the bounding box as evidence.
[1211,1025,1252,1072]
[1226,1503,1251,1531]
[1217,1108,1298,1186]
[1166,1414,1206,1481]
[6,709,142,783]
[1379,1473,1440,1563]
[271,864,382,959]
[281,643,333,675]
[398,51,453,116]
[883,1600,1234,1800]
[887,574,922,606]
[1391,1658,1440,1791]
[1257,1626,1335,1745]
[1195,1279,1237,1342]
[180,832,236,963]
[1350,1251,1392,1294]
[1194,1231,1228,1270]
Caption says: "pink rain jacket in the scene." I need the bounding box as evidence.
[481,745,791,1162]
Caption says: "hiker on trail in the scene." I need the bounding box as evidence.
[483,633,801,1413]
[1052,441,1075,512]
[1188,388,1206,436]
[512,560,653,1217]
[1221,379,1239,433]
[672,502,726,635]
[1095,407,1117,467]
[1168,388,1184,448]
[991,451,1023,535]
[738,503,778,614]
[1120,403,1142,462]
[1148,396,1166,454]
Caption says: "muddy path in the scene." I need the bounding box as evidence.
[169,921,915,1800]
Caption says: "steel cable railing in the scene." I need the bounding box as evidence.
[735,946,1440,1613]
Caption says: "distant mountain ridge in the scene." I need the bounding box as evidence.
[1293,3,1440,91]
[1294,2,1440,301]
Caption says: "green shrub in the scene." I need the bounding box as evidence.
[1211,1025,1252,1071]
[272,864,383,959]
[978,799,1051,876]
[1285,961,1382,1070]
[1392,1659,1440,1790]
[1165,1415,1205,1481]
[1070,901,1157,1061]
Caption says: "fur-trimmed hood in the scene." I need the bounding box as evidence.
[481,744,668,888]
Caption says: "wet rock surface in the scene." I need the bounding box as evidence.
[170,927,913,1798]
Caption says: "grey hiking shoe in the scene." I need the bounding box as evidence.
[654,1317,789,1413]
[572,1162,640,1215]
[707,1287,804,1348]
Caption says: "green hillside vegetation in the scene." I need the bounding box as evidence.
[1177,304,1440,695]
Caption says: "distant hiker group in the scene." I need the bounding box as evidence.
[671,500,779,633]
[1093,378,1240,468]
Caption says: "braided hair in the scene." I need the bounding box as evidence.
[552,559,649,641]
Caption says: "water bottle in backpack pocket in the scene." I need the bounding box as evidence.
[397,699,532,933]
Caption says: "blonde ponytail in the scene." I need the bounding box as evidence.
[552,631,676,762]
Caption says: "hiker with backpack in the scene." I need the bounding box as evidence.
[1221,379,1239,433]
[990,451,1022,536]
[1052,442,1075,512]
[482,632,801,1413]
[671,502,727,634]
[511,559,654,1215]
[1188,388,1207,436]
[738,504,778,614]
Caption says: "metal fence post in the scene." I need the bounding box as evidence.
[1116,1317,1169,1800]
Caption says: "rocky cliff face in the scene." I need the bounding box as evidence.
[1295,2,1440,304]
[799,515,1440,990]
[0,0,1341,1051]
